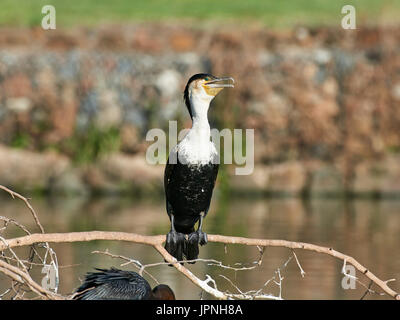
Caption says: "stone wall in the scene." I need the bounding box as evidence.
[0,25,399,195]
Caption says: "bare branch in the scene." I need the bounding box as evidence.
[0,185,44,233]
[0,259,64,300]
[0,231,398,300]
[1,184,398,300]
[292,250,306,278]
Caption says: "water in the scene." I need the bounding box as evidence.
[0,194,399,300]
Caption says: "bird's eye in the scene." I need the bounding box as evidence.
[204,77,210,81]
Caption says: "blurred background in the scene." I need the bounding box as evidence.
[0,0,399,299]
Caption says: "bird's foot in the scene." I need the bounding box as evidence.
[198,230,208,246]
[165,230,186,263]
[188,230,208,246]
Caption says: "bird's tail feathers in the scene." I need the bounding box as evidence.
[184,233,199,263]
[165,232,199,264]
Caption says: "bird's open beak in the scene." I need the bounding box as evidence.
[204,77,235,88]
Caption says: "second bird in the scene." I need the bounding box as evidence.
[164,73,234,263]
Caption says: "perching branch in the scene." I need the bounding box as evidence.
[0,184,399,300]
[0,230,398,300]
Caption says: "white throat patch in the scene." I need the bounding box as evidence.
[173,81,219,166]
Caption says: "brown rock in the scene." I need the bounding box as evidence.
[99,153,163,184]
[132,28,162,52]
[97,29,128,50]
[170,32,195,52]
[0,144,70,191]
[310,164,345,196]
[267,162,306,195]
[229,165,269,193]
[2,73,32,98]
[45,31,80,49]
[82,153,164,194]
[120,125,140,153]
[353,155,400,195]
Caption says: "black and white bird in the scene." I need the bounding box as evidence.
[73,268,175,300]
[164,73,234,263]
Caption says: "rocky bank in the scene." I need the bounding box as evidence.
[0,25,399,196]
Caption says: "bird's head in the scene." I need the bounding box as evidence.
[183,73,234,119]
[152,284,176,300]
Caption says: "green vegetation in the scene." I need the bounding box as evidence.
[62,126,121,164]
[11,132,31,149]
[0,0,398,28]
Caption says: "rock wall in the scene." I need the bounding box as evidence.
[0,25,399,195]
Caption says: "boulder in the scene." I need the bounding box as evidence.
[309,163,345,196]
[266,161,307,195]
[0,144,70,192]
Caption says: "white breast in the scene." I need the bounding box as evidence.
[176,130,218,166]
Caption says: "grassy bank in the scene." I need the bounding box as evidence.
[1,0,399,28]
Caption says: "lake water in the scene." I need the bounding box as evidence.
[0,193,399,300]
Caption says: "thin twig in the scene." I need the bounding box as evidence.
[0,259,63,300]
[0,185,44,233]
[292,250,306,278]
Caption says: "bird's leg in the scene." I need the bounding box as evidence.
[197,212,208,246]
[185,212,207,262]
[165,214,185,262]
[170,214,177,232]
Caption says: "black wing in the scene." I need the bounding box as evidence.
[73,268,152,300]
[164,153,176,218]
[204,163,219,215]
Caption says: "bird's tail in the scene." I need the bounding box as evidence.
[165,231,199,264]
[183,232,199,263]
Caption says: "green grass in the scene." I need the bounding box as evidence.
[61,126,121,164]
[0,0,399,28]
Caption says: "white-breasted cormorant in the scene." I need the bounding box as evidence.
[73,268,175,300]
[164,73,234,263]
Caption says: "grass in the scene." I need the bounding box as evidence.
[0,0,399,28]
[61,126,121,164]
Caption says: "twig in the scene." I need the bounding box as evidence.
[0,259,63,300]
[360,280,374,300]
[292,250,306,277]
[0,185,44,233]
[0,186,60,296]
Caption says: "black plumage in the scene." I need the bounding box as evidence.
[73,268,175,300]
[164,73,234,263]
[164,157,219,261]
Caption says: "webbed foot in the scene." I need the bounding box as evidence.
[165,230,185,264]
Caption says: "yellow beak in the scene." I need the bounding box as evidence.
[203,77,235,96]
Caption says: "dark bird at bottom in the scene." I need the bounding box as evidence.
[164,73,234,263]
[73,268,175,300]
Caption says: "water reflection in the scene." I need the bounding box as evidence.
[0,194,399,300]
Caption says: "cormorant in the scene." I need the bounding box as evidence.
[164,73,234,263]
[73,268,175,300]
